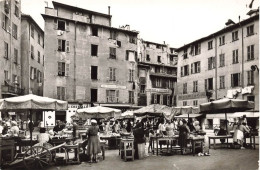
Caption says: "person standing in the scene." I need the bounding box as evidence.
[126,120,132,133]
[178,119,190,154]
[10,121,19,137]
[86,119,101,163]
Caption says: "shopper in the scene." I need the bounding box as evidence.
[178,119,190,154]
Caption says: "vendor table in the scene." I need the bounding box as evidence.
[154,136,179,156]
[208,135,233,149]
[188,136,205,156]
[100,136,121,149]
[249,132,257,149]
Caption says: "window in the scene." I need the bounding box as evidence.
[31,26,34,38]
[91,66,98,80]
[193,100,198,106]
[157,56,161,63]
[208,41,213,50]
[232,49,239,64]
[4,70,8,80]
[91,26,98,36]
[4,42,8,59]
[12,23,17,39]
[57,86,66,100]
[208,57,215,70]
[232,31,238,41]
[12,74,17,84]
[168,80,175,89]
[231,73,240,87]
[247,96,255,102]
[167,95,171,106]
[57,20,66,31]
[146,43,150,47]
[91,89,98,102]
[205,78,213,90]
[155,78,162,87]
[219,54,225,67]
[38,33,41,45]
[58,39,70,52]
[183,49,188,59]
[109,67,116,81]
[30,67,37,80]
[129,91,134,104]
[110,30,116,40]
[247,70,254,85]
[109,47,116,59]
[156,44,161,49]
[129,69,134,82]
[91,44,98,56]
[31,45,34,59]
[183,83,187,94]
[247,45,254,60]
[140,85,146,94]
[2,14,9,31]
[247,25,254,36]
[14,48,18,64]
[190,44,201,56]
[183,101,187,106]
[106,90,119,103]
[220,76,225,89]
[191,61,200,74]
[129,35,136,44]
[219,36,225,46]
[193,81,198,92]
[181,65,189,77]
[37,51,40,63]
[155,66,160,73]
[37,71,42,83]
[146,54,150,61]
[15,5,19,18]
[58,62,69,76]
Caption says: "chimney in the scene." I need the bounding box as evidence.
[225,19,235,27]
[108,6,111,26]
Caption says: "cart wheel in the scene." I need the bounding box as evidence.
[23,146,52,169]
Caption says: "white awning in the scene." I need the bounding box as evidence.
[206,112,259,119]
[175,114,202,118]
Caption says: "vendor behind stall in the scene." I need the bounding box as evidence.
[10,121,19,137]
[133,122,145,159]
[37,128,50,144]
[53,120,64,135]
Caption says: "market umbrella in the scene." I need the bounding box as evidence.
[200,98,254,132]
[119,110,134,119]
[76,106,121,119]
[172,106,200,120]
[0,94,68,145]
[133,104,168,117]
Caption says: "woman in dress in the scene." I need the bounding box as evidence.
[165,119,174,136]
[87,119,101,163]
[178,119,190,154]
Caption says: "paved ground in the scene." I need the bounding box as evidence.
[46,146,259,170]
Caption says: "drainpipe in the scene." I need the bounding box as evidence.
[214,35,218,100]
[73,21,77,101]
[240,16,245,99]
[9,2,12,91]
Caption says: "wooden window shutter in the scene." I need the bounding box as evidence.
[66,21,70,31]
[231,74,234,87]
[57,87,60,99]
[205,79,207,90]
[154,94,157,104]
[66,41,70,52]
[58,62,62,75]
[198,62,201,72]
[238,73,241,86]
[125,50,129,60]
[113,68,116,81]
[181,67,183,77]
[208,58,211,70]
[58,39,62,51]
[135,51,137,61]
[54,19,58,29]
[191,63,193,74]
[187,65,189,75]
[116,90,119,102]
[65,63,69,76]
[2,13,5,29]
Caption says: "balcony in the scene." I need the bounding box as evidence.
[1,84,24,96]
[150,71,177,79]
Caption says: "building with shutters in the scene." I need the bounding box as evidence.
[176,10,259,129]
[42,1,139,122]
[137,40,178,106]
[21,14,44,96]
[0,0,23,98]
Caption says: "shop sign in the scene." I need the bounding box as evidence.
[68,104,90,109]
[8,112,15,115]
[101,84,126,89]
[178,92,206,100]
[146,88,172,94]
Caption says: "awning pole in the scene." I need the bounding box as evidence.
[225,112,228,134]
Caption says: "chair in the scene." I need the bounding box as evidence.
[121,139,134,161]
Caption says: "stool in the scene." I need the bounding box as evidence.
[63,144,80,164]
[121,139,134,161]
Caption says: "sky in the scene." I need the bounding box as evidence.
[21,0,259,48]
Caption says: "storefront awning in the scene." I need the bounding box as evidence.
[175,114,202,118]
[206,112,259,119]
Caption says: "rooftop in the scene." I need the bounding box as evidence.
[21,14,44,35]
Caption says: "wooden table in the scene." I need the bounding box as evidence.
[188,136,205,156]
[154,136,179,156]
[100,136,121,149]
[208,135,233,149]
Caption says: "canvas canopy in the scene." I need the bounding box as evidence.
[175,114,202,118]
[76,106,121,119]
[0,94,68,111]
[133,104,168,117]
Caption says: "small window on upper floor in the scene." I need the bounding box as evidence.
[58,20,66,31]
[247,25,254,36]
[14,5,19,18]
[208,41,213,50]
[91,26,98,36]
[31,26,34,38]
[157,56,161,63]
[146,54,150,61]
[219,36,225,46]
[232,31,239,41]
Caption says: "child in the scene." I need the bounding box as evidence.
[148,129,155,153]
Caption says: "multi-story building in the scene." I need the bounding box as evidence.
[137,40,177,106]
[176,10,259,128]
[0,0,23,98]
[42,1,139,123]
[21,14,44,96]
